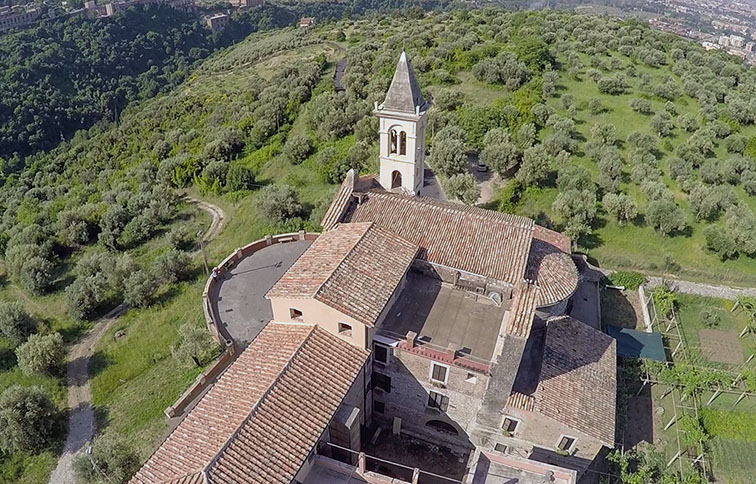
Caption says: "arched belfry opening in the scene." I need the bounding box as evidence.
[391,170,402,189]
[376,51,427,195]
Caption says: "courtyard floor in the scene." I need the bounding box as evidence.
[211,239,312,346]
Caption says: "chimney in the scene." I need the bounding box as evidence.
[405,331,417,348]
[447,343,456,360]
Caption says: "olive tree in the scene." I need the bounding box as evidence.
[0,302,36,346]
[0,386,60,452]
[74,433,140,484]
[16,333,65,376]
[257,184,302,224]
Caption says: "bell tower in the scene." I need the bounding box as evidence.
[375,52,428,196]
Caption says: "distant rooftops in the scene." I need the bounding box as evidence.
[266,222,418,327]
[379,51,427,115]
[129,322,368,484]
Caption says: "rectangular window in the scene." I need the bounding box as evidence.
[338,322,352,337]
[557,436,576,452]
[427,391,449,412]
[289,308,303,320]
[502,417,519,434]
[430,362,449,384]
[494,443,508,453]
[372,372,391,393]
[374,343,389,365]
[374,400,385,414]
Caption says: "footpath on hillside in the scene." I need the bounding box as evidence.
[47,197,225,484]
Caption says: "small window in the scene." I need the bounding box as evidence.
[494,443,508,453]
[374,400,385,414]
[399,131,407,155]
[430,362,449,385]
[374,343,389,365]
[372,372,391,393]
[427,391,449,412]
[502,417,519,434]
[465,372,478,384]
[557,436,576,452]
[338,322,352,337]
[289,308,303,320]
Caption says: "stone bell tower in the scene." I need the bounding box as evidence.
[374,51,428,196]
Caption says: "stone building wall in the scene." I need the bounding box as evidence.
[479,406,604,470]
[372,346,489,453]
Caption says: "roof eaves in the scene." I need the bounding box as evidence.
[203,323,317,478]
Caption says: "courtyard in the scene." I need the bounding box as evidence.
[210,239,312,346]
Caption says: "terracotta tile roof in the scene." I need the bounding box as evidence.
[506,392,536,412]
[340,190,534,286]
[321,170,356,231]
[526,227,579,308]
[267,222,418,327]
[129,323,368,484]
[535,316,617,446]
[504,282,539,339]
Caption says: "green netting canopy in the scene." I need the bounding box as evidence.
[607,326,667,362]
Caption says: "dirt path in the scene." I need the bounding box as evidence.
[48,199,225,484]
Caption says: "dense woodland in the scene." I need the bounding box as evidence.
[0,3,298,161]
[1,4,756,483]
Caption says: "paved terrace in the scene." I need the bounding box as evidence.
[379,272,510,362]
[211,239,312,346]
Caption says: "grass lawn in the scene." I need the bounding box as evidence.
[90,280,208,458]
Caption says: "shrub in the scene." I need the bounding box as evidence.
[700,309,720,328]
[445,173,480,205]
[73,433,140,484]
[604,271,645,290]
[171,323,220,367]
[168,226,194,251]
[0,385,60,452]
[283,135,313,164]
[226,164,256,191]
[154,250,191,285]
[0,301,37,346]
[16,333,64,375]
[646,199,687,236]
[257,184,301,224]
[123,270,156,308]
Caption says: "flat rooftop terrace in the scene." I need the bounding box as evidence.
[379,272,509,362]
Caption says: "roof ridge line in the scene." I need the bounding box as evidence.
[312,222,373,300]
[369,190,536,228]
[203,324,318,479]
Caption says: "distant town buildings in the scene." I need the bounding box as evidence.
[84,0,193,19]
[0,4,41,32]
[298,16,314,29]
[730,35,745,48]
[228,0,262,9]
[204,12,229,31]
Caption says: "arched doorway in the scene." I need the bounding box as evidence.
[391,170,402,189]
[425,419,458,435]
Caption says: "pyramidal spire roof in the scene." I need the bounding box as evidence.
[381,51,426,114]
